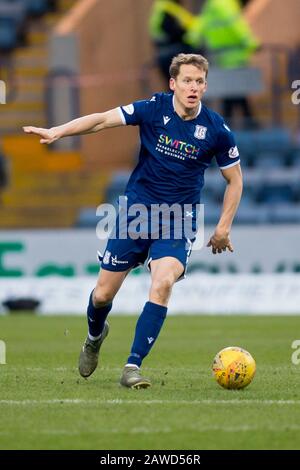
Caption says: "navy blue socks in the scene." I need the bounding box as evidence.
[87,290,112,339]
[127,301,168,367]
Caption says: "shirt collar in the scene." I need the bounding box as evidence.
[172,94,202,119]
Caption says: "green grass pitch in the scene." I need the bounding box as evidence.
[0,314,300,450]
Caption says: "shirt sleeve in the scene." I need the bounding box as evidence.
[215,122,240,169]
[118,96,158,126]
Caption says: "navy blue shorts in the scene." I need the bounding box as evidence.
[99,236,193,279]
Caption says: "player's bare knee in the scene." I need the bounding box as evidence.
[151,277,174,299]
[92,288,114,307]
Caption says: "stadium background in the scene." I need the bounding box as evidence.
[0,0,300,451]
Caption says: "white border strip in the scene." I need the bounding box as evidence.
[117,106,127,125]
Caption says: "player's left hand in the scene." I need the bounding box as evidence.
[207,228,233,255]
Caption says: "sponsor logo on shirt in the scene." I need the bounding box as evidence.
[228,146,239,159]
[157,134,200,160]
[163,115,171,125]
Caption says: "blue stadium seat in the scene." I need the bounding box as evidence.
[75,208,99,228]
[241,185,257,205]
[256,184,296,204]
[269,203,300,224]
[235,130,257,155]
[25,0,49,17]
[105,171,130,207]
[0,1,27,49]
[235,202,270,224]
[202,201,220,225]
[235,128,292,158]
[254,128,291,153]
[253,151,286,169]
[0,17,18,51]
[290,149,300,167]
[0,1,27,26]
[201,186,219,205]
[239,151,255,167]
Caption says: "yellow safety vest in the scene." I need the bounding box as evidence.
[186,0,259,67]
[149,0,195,44]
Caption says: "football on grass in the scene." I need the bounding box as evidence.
[212,346,256,389]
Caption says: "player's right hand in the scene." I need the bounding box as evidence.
[23,126,58,144]
[207,228,234,255]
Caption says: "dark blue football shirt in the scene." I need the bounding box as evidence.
[118,92,240,207]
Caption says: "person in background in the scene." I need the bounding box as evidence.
[186,0,259,128]
[149,0,197,87]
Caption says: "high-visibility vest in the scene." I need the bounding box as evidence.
[149,0,195,44]
[186,0,259,67]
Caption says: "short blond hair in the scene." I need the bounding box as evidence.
[169,53,209,79]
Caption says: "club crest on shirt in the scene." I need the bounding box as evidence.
[194,125,207,140]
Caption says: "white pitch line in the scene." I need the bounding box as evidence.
[1,398,300,406]
[2,424,300,436]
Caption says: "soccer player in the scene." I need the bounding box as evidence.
[23,53,243,389]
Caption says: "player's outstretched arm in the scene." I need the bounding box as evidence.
[23,108,123,144]
[207,163,243,254]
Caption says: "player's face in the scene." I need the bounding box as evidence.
[169,64,207,111]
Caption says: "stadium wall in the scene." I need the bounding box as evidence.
[0,227,299,315]
[245,0,300,47]
[51,0,162,169]
[0,227,299,276]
